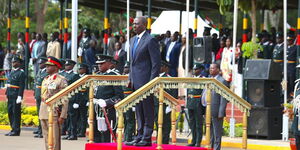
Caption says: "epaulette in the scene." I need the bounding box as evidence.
[108,69,120,75]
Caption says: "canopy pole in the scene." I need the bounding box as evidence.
[126,0,130,61]
[63,0,69,59]
[185,0,190,77]
[282,0,289,141]
[242,12,248,43]
[147,0,152,33]
[24,0,30,89]
[71,0,78,62]
[230,0,239,138]
[179,11,182,34]
[7,0,11,52]
[104,0,109,55]
[194,0,198,37]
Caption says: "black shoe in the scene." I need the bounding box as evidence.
[4,131,12,136]
[187,143,195,147]
[7,132,20,136]
[61,132,66,136]
[195,144,201,147]
[77,134,85,137]
[124,139,141,146]
[134,140,152,147]
[68,135,77,140]
[34,134,43,138]
[62,135,70,140]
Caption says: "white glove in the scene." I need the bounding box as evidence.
[98,100,107,108]
[78,47,83,56]
[93,98,99,104]
[73,103,79,109]
[86,102,89,106]
[132,107,136,112]
[165,106,172,114]
[16,96,22,104]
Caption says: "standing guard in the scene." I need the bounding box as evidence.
[33,57,48,138]
[154,61,177,144]
[5,56,26,136]
[287,32,297,99]
[93,54,124,143]
[272,32,284,70]
[61,59,80,140]
[187,63,205,147]
[122,61,135,142]
[40,56,68,150]
[77,63,90,137]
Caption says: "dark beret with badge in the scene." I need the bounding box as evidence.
[45,56,62,69]
[96,54,114,64]
[78,63,89,70]
[193,63,204,70]
[83,28,90,34]
[65,59,76,66]
[38,57,48,64]
[276,32,283,38]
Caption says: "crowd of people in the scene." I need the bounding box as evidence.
[2,15,299,150]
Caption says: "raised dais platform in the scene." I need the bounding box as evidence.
[85,143,208,150]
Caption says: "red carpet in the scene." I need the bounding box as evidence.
[85,143,207,150]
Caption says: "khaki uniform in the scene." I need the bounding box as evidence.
[39,73,68,150]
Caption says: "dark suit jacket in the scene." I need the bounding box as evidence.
[129,31,161,89]
[114,49,127,74]
[202,75,229,118]
[165,41,181,77]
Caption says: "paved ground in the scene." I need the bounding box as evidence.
[0,129,86,150]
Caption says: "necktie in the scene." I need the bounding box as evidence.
[114,51,119,60]
[132,37,139,58]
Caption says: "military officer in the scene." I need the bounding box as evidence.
[5,56,26,136]
[154,61,177,144]
[77,63,89,137]
[272,32,284,70]
[186,63,205,147]
[122,61,135,142]
[40,56,68,150]
[61,59,80,140]
[287,32,297,98]
[78,28,91,63]
[93,54,124,143]
[33,57,48,138]
[260,32,274,59]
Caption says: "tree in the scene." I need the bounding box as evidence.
[34,0,48,33]
[217,0,280,42]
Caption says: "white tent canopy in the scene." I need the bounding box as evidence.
[151,11,219,36]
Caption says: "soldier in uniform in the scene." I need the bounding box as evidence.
[122,61,135,142]
[154,61,177,144]
[272,32,284,70]
[77,63,89,137]
[287,32,297,99]
[60,59,80,140]
[93,54,124,143]
[186,63,205,147]
[33,57,48,138]
[40,56,68,150]
[5,56,26,136]
[78,28,91,63]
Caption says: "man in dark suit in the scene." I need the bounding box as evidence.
[202,63,228,150]
[165,32,181,77]
[113,41,127,74]
[125,16,161,147]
